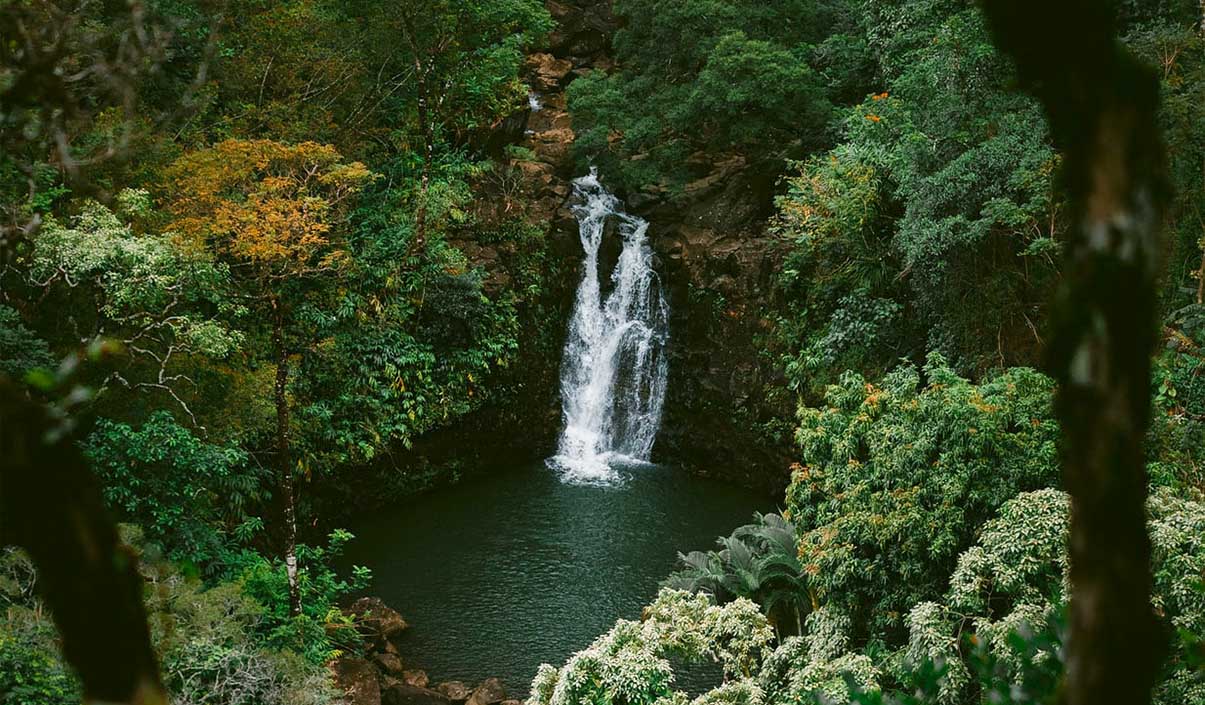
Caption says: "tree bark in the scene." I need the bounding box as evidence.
[400,16,432,256]
[1195,240,1204,305]
[0,380,167,705]
[981,3,1167,705]
[272,301,301,618]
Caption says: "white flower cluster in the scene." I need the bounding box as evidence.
[527,589,773,705]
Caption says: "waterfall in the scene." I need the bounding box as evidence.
[549,169,670,486]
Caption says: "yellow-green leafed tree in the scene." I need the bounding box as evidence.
[164,139,375,617]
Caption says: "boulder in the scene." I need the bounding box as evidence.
[373,651,405,676]
[526,53,574,92]
[379,639,401,656]
[383,684,452,705]
[332,657,382,705]
[436,681,472,703]
[350,597,409,650]
[466,678,507,705]
[403,670,430,688]
[529,128,575,166]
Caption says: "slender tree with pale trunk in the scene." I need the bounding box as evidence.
[165,139,374,616]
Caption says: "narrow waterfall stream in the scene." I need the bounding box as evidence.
[548,170,670,485]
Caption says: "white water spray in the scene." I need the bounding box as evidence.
[549,170,670,486]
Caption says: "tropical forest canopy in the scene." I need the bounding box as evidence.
[1,0,1204,704]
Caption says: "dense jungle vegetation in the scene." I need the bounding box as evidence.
[1,0,1204,704]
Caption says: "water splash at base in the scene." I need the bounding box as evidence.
[548,170,669,486]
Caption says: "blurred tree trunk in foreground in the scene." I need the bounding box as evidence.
[1,1,214,702]
[0,379,166,704]
[981,2,1168,705]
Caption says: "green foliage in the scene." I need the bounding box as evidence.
[773,145,900,390]
[771,0,1063,391]
[224,530,370,664]
[550,483,1205,705]
[1125,17,1205,315]
[0,550,79,705]
[528,589,775,705]
[83,412,262,568]
[0,524,363,705]
[666,513,811,638]
[29,196,239,355]
[14,195,244,426]
[0,627,79,705]
[134,530,344,705]
[0,304,53,379]
[786,355,1060,640]
[568,0,855,192]
[881,488,1205,705]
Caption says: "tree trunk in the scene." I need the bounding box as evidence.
[0,379,167,705]
[1195,239,1204,305]
[272,302,301,618]
[1195,157,1205,304]
[414,73,433,256]
[401,17,432,256]
[981,4,1167,705]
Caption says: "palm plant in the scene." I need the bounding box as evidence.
[664,513,812,638]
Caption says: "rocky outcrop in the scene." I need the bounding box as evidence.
[373,652,405,677]
[546,0,620,62]
[435,681,472,703]
[336,600,516,705]
[466,678,508,705]
[631,154,795,491]
[351,597,410,652]
[377,678,508,705]
[334,657,383,705]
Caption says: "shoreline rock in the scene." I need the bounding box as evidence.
[334,598,515,705]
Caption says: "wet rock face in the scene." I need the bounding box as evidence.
[633,154,795,493]
[527,53,574,93]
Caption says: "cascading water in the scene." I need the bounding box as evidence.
[549,169,670,485]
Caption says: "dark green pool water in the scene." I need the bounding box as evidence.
[340,460,769,695]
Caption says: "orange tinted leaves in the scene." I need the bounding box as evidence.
[164,139,373,275]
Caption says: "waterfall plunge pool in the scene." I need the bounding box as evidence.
[336,172,758,695]
[338,460,769,696]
